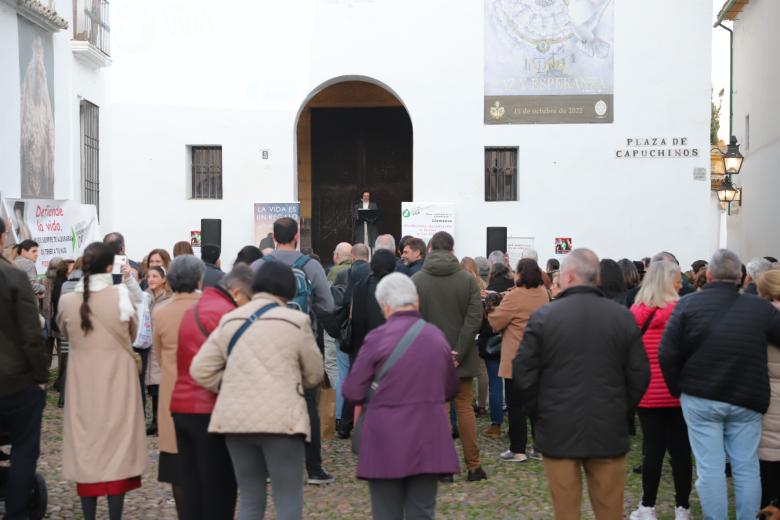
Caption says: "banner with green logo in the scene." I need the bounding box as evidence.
[401,203,455,246]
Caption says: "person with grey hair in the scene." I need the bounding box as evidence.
[651,251,695,296]
[152,254,205,515]
[374,234,396,254]
[659,249,780,520]
[520,248,539,262]
[487,250,506,267]
[745,258,774,295]
[474,256,489,282]
[342,272,459,519]
[514,248,650,519]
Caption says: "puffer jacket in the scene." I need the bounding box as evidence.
[412,251,483,378]
[659,282,780,413]
[513,285,650,459]
[190,293,324,440]
[0,255,47,396]
[631,302,679,408]
[170,286,237,414]
[760,301,780,461]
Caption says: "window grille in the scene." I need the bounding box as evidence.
[485,147,518,202]
[73,0,111,56]
[191,146,223,199]
[80,100,100,215]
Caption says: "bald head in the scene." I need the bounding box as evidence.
[334,242,352,264]
[559,248,600,290]
[351,243,370,262]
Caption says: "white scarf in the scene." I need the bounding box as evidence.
[75,273,135,322]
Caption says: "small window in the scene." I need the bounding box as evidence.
[191,146,222,199]
[80,100,100,215]
[485,147,518,201]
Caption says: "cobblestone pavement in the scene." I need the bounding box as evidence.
[8,390,704,519]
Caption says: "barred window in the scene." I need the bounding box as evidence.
[485,147,518,202]
[80,100,100,215]
[191,146,222,200]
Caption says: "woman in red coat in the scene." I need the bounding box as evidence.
[629,260,692,520]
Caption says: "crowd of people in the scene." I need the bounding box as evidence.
[2,213,780,520]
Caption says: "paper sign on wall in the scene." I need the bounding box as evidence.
[507,236,535,269]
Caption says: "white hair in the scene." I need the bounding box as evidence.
[746,257,773,282]
[708,249,742,282]
[487,250,505,266]
[560,248,599,286]
[374,234,396,253]
[520,248,539,262]
[375,272,418,309]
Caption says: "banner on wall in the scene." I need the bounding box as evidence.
[507,236,535,269]
[484,0,615,124]
[2,196,101,271]
[401,203,456,246]
[254,203,300,250]
[190,230,202,258]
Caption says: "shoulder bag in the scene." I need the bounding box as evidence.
[352,318,426,455]
[226,303,279,356]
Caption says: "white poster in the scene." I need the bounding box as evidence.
[2,196,101,271]
[401,202,456,246]
[507,236,535,269]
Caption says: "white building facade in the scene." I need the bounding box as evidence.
[720,0,780,262]
[4,0,723,268]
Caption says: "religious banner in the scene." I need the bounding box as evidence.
[2,196,101,271]
[254,202,300,250]
[555,237,573,254]
[190,230,202,258]
[401,203,456,246]
[484,0,614,124]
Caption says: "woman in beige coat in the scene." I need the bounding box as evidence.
[758,269,780,508]
[487,258,550,462]
[151,255,203,515]
[191,261,323,520]
[57,242,147,520]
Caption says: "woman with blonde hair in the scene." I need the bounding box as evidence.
[758,269,780,508]
[460,256,486,290]
[629,260,692,520]
[460,256,488,418]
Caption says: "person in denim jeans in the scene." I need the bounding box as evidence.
[659,249,780,520]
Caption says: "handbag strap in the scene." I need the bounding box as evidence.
[226,303,278,356]
[364,319,426,405]
[640,308,659,336]
[193,302,210,338]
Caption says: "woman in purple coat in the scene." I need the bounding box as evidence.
[343,273,460,520]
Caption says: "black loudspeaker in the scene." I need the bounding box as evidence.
[486,227,507,258]
[201,219,222,250]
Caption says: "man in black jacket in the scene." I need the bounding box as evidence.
[514,248,650,519]
[0,217,48,519]
[659,249,780,519]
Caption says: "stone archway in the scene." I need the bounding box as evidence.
[295,80,413,259]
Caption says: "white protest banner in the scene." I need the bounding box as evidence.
[2,196,101,271]
[254,203,300,250]
[401,203,456,245]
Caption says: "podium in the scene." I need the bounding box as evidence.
[357,208,377,247]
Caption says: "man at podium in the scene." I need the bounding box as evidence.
[353,190,378,247]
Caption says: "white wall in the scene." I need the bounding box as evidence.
[726,0,780,262]
[0,0,110,208]
[107,0,718,268]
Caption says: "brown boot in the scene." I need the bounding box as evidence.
[483,424,501,438]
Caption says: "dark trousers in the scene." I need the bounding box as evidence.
[147,384,159,428]
[637,407,693,508]
[0,385,46,520]
[304,386,322,475]
[368,475,438,520]
[504,378,530,454]
[760,460,780,508]
[339,354,358,434]
[172,413,237,520]
[134,348,149,400]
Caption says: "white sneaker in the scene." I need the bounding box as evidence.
[629,505,657,520]
[674,506,691,520]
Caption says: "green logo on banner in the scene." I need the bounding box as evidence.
[402,209,411,218]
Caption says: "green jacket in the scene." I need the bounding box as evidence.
[412,251,483,378]
[0,255,47,397]
[327,260,352,284]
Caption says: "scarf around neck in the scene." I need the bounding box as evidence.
[75,273,135,322]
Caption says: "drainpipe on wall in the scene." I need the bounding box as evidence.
[714,11,735,249]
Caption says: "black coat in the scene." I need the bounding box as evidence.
[0,256,48,397]
[659,282,780,413]
[349,274,386,357]
[513,285,650,459]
